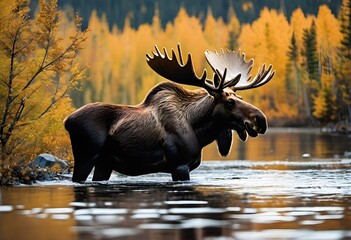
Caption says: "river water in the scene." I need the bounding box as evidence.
[1,128,351,240]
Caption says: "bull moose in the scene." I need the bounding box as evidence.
[64,43,275,182]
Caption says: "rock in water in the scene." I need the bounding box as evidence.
[32,153,68,170]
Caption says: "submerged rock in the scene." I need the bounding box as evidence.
[32,153,69,172]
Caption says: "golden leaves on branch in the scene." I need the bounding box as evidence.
[0,0,87,166]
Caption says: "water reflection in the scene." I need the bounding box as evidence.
[203,128,351,161]
[0,186,77,240]
[72,184,231,239]
[1,167,351,240]
[0,129,351,240]
[70,179,351,240]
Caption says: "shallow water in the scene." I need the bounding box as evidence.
[1,128,351,240]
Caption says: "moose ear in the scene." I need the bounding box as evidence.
[216,129,233,157]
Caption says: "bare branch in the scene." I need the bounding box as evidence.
[0,22,21,147]
[1,97,26,148]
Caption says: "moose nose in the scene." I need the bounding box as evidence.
[254,113,268,134]
[245,112,267,135]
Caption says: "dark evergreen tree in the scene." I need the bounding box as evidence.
[302,20,319,82]
[301,22,320,126]
[287,32,298,62]
[286,32,302,112]
[313,83,338,124]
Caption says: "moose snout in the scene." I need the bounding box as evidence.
[245,111,268,135]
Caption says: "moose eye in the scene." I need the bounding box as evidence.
[226,98,236,109]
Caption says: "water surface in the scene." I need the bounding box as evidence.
[1,128,350,240]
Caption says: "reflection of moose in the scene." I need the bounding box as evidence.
[64,44,275,182]
[72,184,241,239]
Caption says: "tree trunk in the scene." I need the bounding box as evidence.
[301,79,317,126]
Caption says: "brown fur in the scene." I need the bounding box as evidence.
[65,82,267,182]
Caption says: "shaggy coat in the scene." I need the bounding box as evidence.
[65,82,267,182]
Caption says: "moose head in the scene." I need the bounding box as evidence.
[64,43,275,182]
[146,43,274,143]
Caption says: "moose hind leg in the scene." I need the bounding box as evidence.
[69,130,106,182]
[72,154,99,182]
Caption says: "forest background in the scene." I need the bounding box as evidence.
[0,0,350,184]
[29,0,350,127]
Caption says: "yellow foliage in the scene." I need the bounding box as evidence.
[0,0,87,167]
[316,5,342,52]
[290,8,311,62]
[77,7,228,105]
[204,8,229,50]
[73,4,347,126]
[17,98,74,161]
[238,8,291,118]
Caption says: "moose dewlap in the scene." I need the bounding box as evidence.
[64,43,275,182]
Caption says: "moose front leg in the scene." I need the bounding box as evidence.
[172,165,190,181]
[164,126,201,181]
[171,153,201,181]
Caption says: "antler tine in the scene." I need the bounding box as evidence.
[205,49,253,90]
[253,65,275,88]
[233,64,275,91]
[154,45,162,57]
[223,74,241,89]
[146,43,223,92]
[215,68,227,89]
[177,43,184,65]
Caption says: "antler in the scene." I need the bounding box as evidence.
[204,49,275,91]
[146,43,275,92]
[146,43,241,92]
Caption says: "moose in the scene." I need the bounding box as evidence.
[64,43,275,182]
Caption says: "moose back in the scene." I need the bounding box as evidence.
[64,44,275,182]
